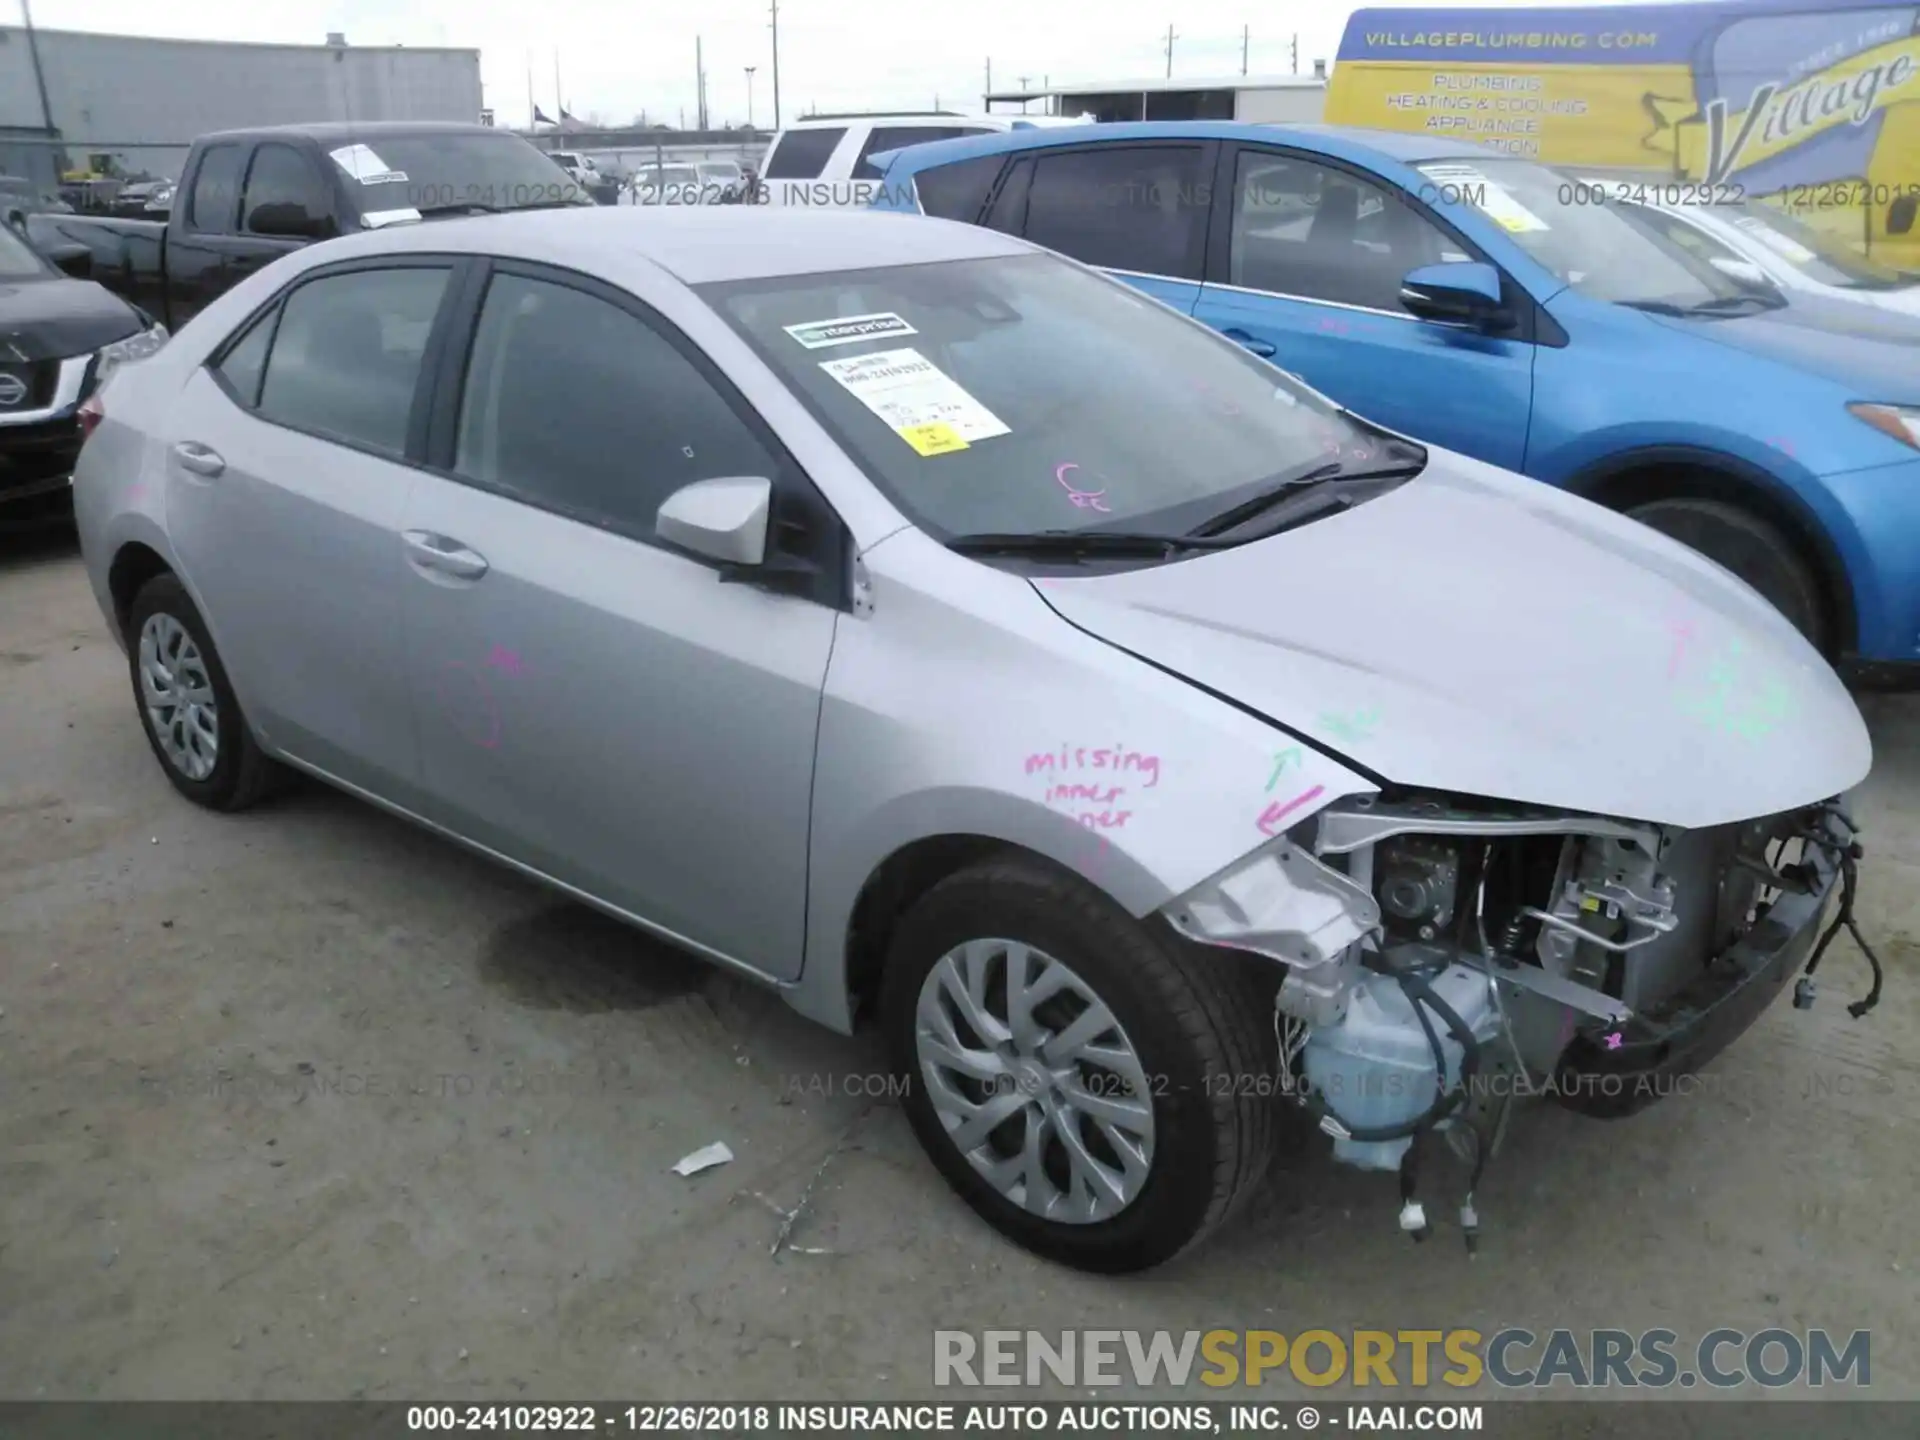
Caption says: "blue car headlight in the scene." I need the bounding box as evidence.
[1848,402,1920,450]
[92,322,169,389]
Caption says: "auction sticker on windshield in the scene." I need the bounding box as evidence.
[328,143,408,186]
[1427,164,1548,233]
[785,312,919,349]
[820,348,1010,456]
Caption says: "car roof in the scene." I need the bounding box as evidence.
[305,205,1032,285]
[871,119,1508,176]
[196,120,507,145]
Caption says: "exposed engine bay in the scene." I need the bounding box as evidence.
[1166,793,1883,1249]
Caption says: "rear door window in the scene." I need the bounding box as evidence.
[1021,145,1210,280]
[764,128,847,180]
[910,154,1006,220]
[255,266,451,455]
[188,144,245,234]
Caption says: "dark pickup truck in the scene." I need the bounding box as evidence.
[42,120,591,333]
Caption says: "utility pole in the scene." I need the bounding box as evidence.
[984,58,992,110]
[1163,24,1178,78]
[1290,33,1299,74]
[1016,75,1030,113]
[526,51,536,130]
[769,0,782,131]
[1242,25,1250,76]
[745,66,757,129]
[20,0,56,135]
[554,52,564,119]
[696,36,707,130]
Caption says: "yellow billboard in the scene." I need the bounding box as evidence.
[1330,4,1920,264]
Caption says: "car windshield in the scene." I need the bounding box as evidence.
[326,133,594,214]
[0,222,51,279]
[1416,156,1750,309]
[642,166,702,187]
[700,252,1401,542]
[1721,200,1910,290]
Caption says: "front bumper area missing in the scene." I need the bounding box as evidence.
[1550,816,1843,1118]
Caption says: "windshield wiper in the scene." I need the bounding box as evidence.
[946,529,1239,559]
[1189,457,1424,538]
[1622,292,1784,318]
[1685,291,1786,315]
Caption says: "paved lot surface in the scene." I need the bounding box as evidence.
[2,527,1916,1408]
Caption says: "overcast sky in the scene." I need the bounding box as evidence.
[25,0,1570,130]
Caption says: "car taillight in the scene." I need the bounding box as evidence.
[78,393,104,440]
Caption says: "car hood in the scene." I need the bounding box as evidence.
[1640,297,1920,401]
[0,275,143,362]
[1031,453,1871,831]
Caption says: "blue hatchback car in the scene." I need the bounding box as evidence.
[870,121,1920,682]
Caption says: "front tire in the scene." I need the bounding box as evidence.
[880,856,1277,1272]
[126,573,282,811]
[1626,497,1827,649]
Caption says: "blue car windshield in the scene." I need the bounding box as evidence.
[700,253,1397,540]
[1416,156,1751,308]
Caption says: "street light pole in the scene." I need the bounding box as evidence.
[769,0,782,131]
[745,66,757,129]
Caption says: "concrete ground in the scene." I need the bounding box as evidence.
[2,526,1915,1409]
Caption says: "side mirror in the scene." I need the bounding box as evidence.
[1888,193,1917,237]
[656,476,773,566]
[1399,260,1513,332]
[50,243,94,280]
[248,203,331,240]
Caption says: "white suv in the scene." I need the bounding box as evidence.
[754,112,1089,208]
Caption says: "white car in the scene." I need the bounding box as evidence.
[756,112,1092,208]
[1577,178,1920,319]
[548,151,604,191]
[622,163,711,206]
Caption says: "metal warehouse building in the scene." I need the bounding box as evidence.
[0,25,482,191]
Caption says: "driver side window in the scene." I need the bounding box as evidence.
[1229,151,1456,313]
[454,272,780,539]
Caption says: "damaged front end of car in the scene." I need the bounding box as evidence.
[1164,792,1879,1247]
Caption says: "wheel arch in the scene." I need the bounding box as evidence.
[107,540,174,642]
[1564,445,1858,657]
[839,833,1027,1032]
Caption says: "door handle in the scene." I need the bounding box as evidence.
[170,441,225,477]
[1221,329,1277,358]
[403,530,490,580]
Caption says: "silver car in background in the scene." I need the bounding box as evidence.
[72,208,1873,1271]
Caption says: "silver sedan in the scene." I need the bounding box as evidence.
[72,208,1873,1271]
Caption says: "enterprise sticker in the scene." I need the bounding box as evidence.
[784,312,919,349]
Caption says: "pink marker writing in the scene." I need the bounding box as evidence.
[1054,463,1111,513]
[1665,618,1696,681]
[1257,784,1325,836]
[484,643,524,678]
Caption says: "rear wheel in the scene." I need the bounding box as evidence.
[127,573,283,811]
[1626,497,1827,648]
[880,856,1277,1272]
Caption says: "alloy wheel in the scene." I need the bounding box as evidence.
[138,612,219,781]
[914,938,1157,1223]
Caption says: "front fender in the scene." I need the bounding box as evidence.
[787,531,1376,1032]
